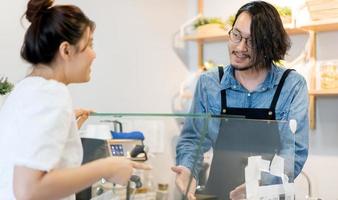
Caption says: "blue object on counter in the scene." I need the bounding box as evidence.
[111,131,145,140]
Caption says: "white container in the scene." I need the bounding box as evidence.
[155,183,168,200]
[82,124,111,139]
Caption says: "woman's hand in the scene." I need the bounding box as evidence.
[74,108,93,129]
[13,158,151,199]
[103,157,151,185]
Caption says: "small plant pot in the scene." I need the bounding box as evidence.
[196,23,226,36]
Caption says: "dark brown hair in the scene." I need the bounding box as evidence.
[21,0,95,65]
[232,1,291,70]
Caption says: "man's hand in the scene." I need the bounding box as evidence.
[74,109,93,129]
[171,165,197,200]
[229,183,246,200]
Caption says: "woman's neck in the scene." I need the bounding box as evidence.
[29,63,67,84]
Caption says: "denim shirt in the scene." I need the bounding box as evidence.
[176,64,309,181]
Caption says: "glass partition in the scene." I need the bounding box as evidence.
[77,113,295,200]
[79,113,207,200]
[196,117,295,200]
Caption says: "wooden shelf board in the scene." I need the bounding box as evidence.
[308,89,338,96]
[184,32,229,42]
[184,19,338,42]
[184,26,306,42]
[285,27,307,35]
[300,19,338,32]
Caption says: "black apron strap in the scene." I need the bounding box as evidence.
[218,66,224,81]
[269,69,294,110]
[218,66,227,114]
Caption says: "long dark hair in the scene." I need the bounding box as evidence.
[21,0,95,65]
[232,1,290,70]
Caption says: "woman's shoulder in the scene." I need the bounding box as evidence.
[17,76,67,92]
[12,77,71,106]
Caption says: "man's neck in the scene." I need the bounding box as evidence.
[234,67,268,92]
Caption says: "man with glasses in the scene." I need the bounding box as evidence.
[172,1,309,199]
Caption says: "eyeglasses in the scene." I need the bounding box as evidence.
[228,29,253,48]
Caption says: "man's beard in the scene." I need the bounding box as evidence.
[231,64,254,71]
[231,51,254,71]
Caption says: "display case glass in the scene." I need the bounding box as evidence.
[79,113,295,200]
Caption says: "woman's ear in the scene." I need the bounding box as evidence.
[59,41,72,60]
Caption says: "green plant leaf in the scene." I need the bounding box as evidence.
[0,77,14,95]
[193,17,225,29]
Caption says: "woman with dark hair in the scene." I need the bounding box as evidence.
[173,1,308,199]
[0,0,149,199]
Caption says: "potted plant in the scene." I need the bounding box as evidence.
[193,17,225,29]
[0,76,14,107]
[274,5,293,25]
[193,17,226,35]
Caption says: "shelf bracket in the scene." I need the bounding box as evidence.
[198,0,203,15]
[309,95,316,129]
[197,0,204,70]
[308,30,317,129]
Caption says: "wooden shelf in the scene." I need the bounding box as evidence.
[284,27,307,35]
[184,27,306,42]
[184,19,338,42]
[309,89,338,96]
[183,32,228,42]
[300,18,338,32]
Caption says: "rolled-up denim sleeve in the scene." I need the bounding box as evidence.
[176,75,213,180]
[288,76,309,178]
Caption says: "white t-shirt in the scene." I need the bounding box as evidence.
[0,77,83,200]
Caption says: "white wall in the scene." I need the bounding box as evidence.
[66,0,191,113]
[0,0,190,113]
[191,1,338,199]
[0,0,27,81]
[1,2,191,198]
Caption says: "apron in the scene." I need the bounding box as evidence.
[218,66,293,120]
[201,67,294,200]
